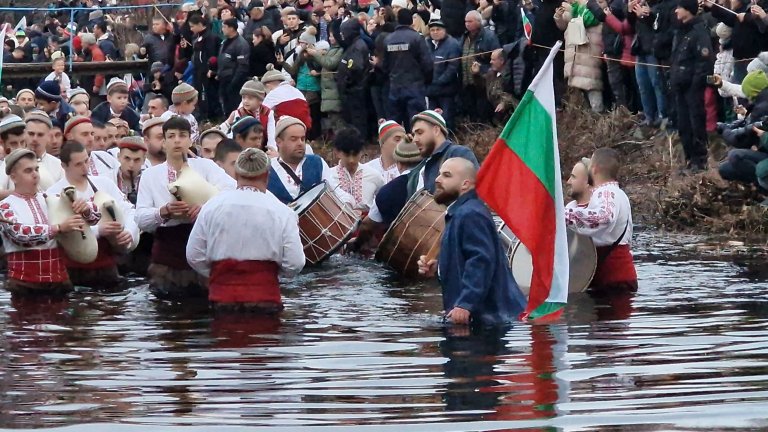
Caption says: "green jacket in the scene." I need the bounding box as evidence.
[312,46,344,113]
[571,2,599,27]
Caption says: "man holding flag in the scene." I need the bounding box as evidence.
[418,158,527,326]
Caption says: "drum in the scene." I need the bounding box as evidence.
[505,225,597,295]
[290,181,359,266]
[375,190,446,278]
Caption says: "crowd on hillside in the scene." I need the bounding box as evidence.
[3,0,768,194]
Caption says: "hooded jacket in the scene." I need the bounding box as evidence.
[336,19,370,94]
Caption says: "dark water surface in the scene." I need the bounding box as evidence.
[1,232,768,431]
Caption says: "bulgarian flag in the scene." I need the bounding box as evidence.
[476,42,568,321]
[521,8,532,40]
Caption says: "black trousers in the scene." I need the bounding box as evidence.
[675,84,708,166]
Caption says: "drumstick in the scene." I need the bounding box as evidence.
[424,239,440,262]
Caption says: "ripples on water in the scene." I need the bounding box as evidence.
[1,232,768,431]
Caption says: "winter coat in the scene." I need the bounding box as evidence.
[142,32,175,66]
[604,13,636,68]
[427,35,462,97]
[250,39,277,78]
[217,34,251,89]
[670,16,713,90]
[558,3,604,91]
[312,45,344,113]
[383,25,434,89]
[337,20,370,94]
[441,0,471,39]
[707,2,767,60]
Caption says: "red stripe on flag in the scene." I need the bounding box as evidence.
[477,138,557,318]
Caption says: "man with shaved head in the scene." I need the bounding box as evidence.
[418,157,527,327]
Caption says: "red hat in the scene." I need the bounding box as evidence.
[117,136,148,152]
[63,115,92,137]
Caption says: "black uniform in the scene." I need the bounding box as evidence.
[217,34,251,115]
[670,16,713,169]
[337,20,371,139]
[382,25,434,126]
[192,28,222,120]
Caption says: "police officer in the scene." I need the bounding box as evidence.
[382,9,434,127]
[217,18,251,115]
[337,19,372,138]
[670,0,713,172]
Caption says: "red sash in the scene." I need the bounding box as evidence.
[7,247,69,283]
[151,224,193,269]
[592,245,638,291]
[208,259,281,305]
[64,238,116,270]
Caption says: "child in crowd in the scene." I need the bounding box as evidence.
[67,88,91,117]
[91,78,141,132]
[330,128,384,216]
[45,55,71,95]
[213,138,243,179]
[166,83,200,144]
[231,116,265,150]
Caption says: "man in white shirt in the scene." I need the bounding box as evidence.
[365,120,405,184]
[24,111,64,191]
[63,116,120,184]
[566,157,592,210]
[266,116,353,205]
[329,128,383,216]
[565,148,637,292]
[187,148,305,313]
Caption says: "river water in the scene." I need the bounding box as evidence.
[1,231,767,431]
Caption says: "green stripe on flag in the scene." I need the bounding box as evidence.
[527,301,566,320]
[498,90,556,198]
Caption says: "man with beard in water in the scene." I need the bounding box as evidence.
[418,158,527,327]
[566,157,592,209]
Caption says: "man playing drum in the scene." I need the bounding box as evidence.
[566,158,592,209]
[418,158,527,327]
[0,149,98,296]
[565,148,638,292]
[187,148,305,313]
[266,116,353,205]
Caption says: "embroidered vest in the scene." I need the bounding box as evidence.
[267,155,323,204]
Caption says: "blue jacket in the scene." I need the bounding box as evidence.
[460,28,501,75]
[427,35,462,97]
[438,190,527,326]
[267,155,323,203]
[407,140,479,197]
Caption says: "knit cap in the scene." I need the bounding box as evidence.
[5,148,35,175]
[63,115,92,136]
[171,82,198,104]
[68,88,90,106]
[240,78,267,99]
[15,30,25,38]
[118,136,148,152]
[24,110,53,129]
[411,109,448,135]
[315,40,330,51]
[106,77,129,94]
[391,0,408,8]
[261,63,286,84]
[275,115,306,138]
[741,70,768,101]
[232,116,261,136]
[747,52,768,74]
[715,23,732,45]
[299,26,317,45]
[378,120,405,145]
[235,147,270,177]
[393,139,423,164]
[35,80,62,103]
[0,115,25,136]
[16,89,34,101]
[142,117,166,135]
[677,0,698,15]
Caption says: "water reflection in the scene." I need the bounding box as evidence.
[0,232,767,431]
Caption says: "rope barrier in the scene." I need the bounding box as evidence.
[0,3,182,12]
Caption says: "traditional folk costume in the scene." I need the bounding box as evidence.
[267,155,353,205]
[329,163,384,215]
[219,79,278,150]
[364,120,406,185]
[565,181,638,291]
[565,200,589,209]
[47,176,139,290]
[261,71,312,131]
[367,140,424,226]
[438,190,527,326]
[135,157,236,299]
[0,153,64,192]
[187,179,305,311]
[88,150,120,184]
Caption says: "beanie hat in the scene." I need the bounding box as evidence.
[199,128,227,143]
[275,115,306,138]
[315,40,330,51]
[232,116,261,136]
[393,139,423,164]
[63,115,92,136]
[16,89,34,101]
[678,0,698,15]
[741,70,768,101]
[747,52,768,74]
[24,110,53,129]
[35,81,62,103]
[299,26,317,45]
[67,88,90,105]
[118,136,148,152]
[142,117,166,135]
[235,147,270,177]
[5,149,35,175]
[240,78,267,99]
[391,0,408,8]
[80,33,96,46]
[261,64,286,84]
[15,30,25,38]
[411,110,448,135]
[715,23,732,44]
[106,77,129,94]
[378,120,406,145]
[150,61,165,74]
[0,115,25,136]
[171,82,198,104]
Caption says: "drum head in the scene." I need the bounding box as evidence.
[290,182,326,214]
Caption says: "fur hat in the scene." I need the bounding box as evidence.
[118,136,148,152]
[240,78,267,99]
[393,139,422,164]
[378,120,405,145]
[5,148,35,175]
[0,115,25,136]
[24,110,53,129]
[235,147,270,177]
[63,115,92,136]
[35,81,62,103]
[411,109,448,135]
[171,82,198,104]
[260,63,286,84]
[275,115,306,138]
